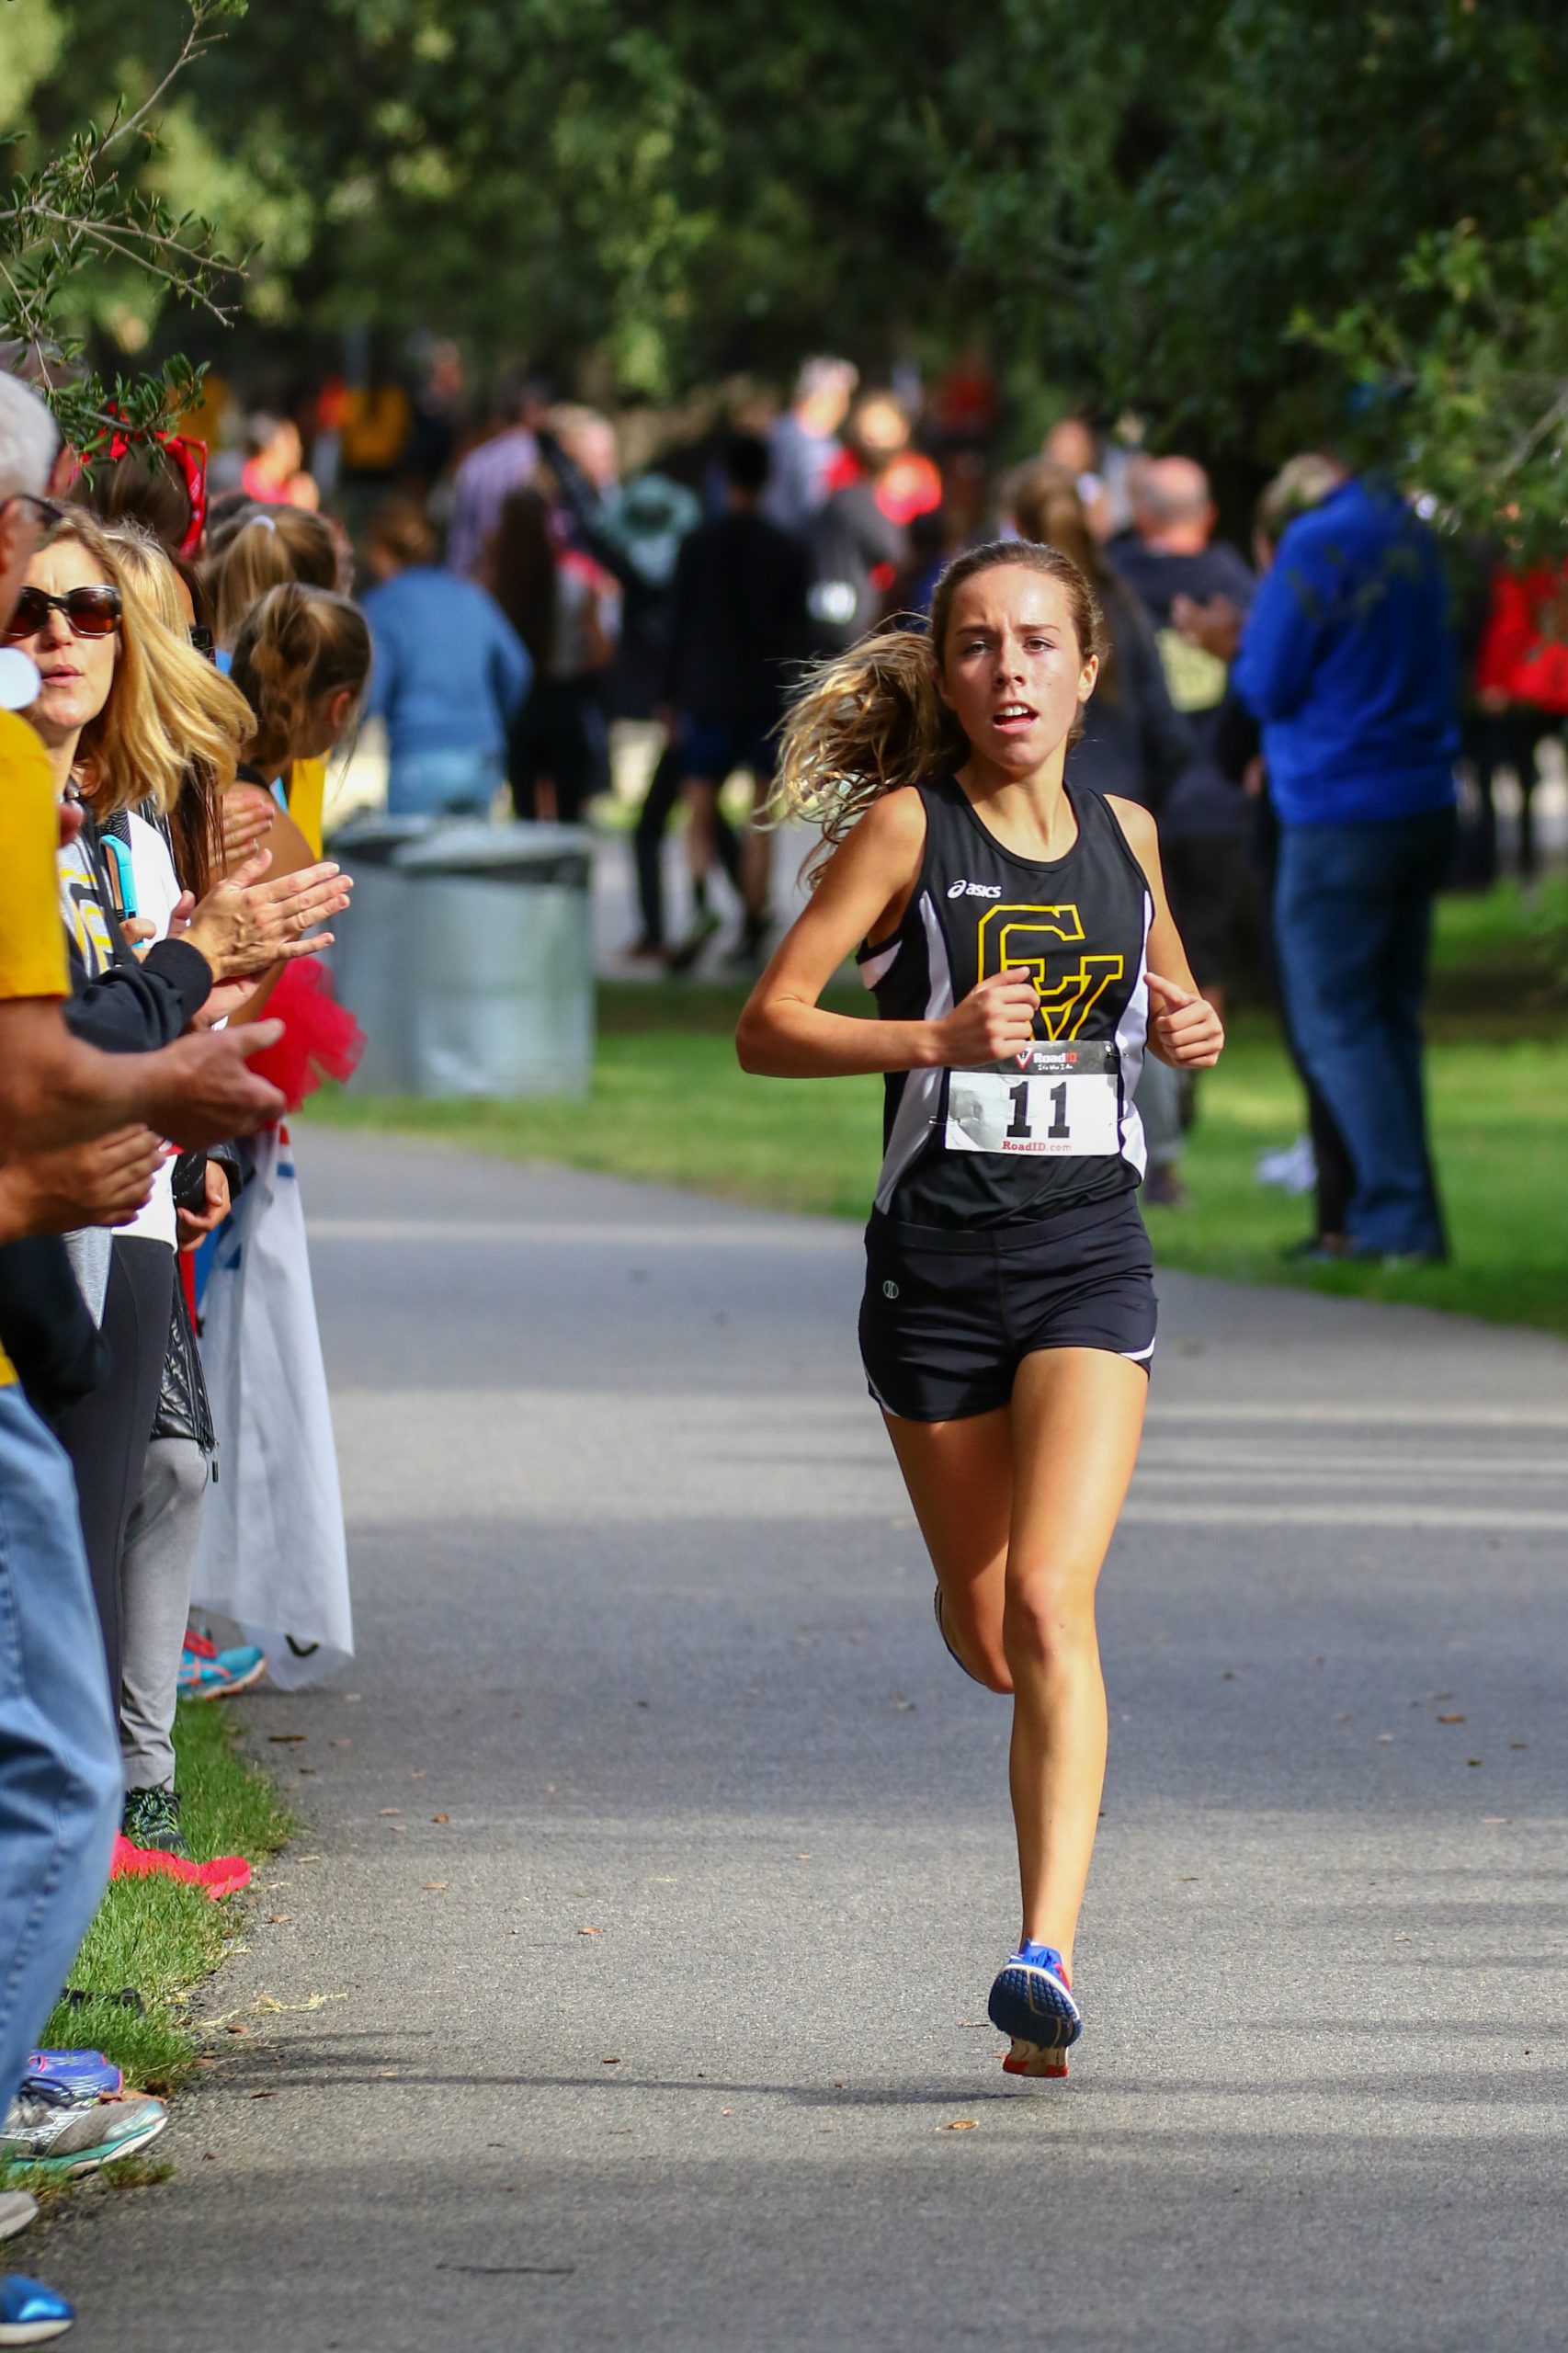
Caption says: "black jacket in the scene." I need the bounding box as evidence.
[665,509,812,726]
[0,814,212,1416]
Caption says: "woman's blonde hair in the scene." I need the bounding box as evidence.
[772,540,1104,878]
[229,582,371,776]
[102,520,253,892]
[39,511,251,824]
[204,502,338,649]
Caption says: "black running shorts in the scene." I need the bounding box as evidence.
[858,1190,1157,1423]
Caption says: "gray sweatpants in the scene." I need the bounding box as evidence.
[119,1437,210,1792]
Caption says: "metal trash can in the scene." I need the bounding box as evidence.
[395,822,595,1097]
[324,813,436,1093]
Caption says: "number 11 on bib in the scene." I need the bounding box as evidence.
[946,1042,1124,1159]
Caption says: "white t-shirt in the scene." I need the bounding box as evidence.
[119,810,187,1249]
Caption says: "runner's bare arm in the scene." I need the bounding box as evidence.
[736,791,1039,1077]
[1104,798,1224,1070]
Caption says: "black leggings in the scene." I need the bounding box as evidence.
[50,1236,172,1705]
[632,739,743,947]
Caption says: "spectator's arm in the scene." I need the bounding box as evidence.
[1231,549,1331,721]
[533,427,642,589]
[0,996,281,1154]
[63,938,213,1051]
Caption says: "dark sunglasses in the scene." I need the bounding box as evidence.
[2,585,122,643]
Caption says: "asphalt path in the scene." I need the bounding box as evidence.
[54,1127,1568,2350]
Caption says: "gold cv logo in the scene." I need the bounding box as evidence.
[975,904,1123,1040]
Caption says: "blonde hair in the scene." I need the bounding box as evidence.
[772,540,1104,879]
[38,511,250,823]
[102,520,253,892]
[229,582,370,776]
[205,503,338,649]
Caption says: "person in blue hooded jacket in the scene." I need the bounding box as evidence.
[1231,463,1458,1262]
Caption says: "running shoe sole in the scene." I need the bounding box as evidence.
[1002,2038,1071,2079]
[988,1955,1082,2079]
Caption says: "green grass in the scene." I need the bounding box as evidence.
[305,881,1568,1337]
[31,1701,292,2098]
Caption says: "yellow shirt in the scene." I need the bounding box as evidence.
[0,711,70,1385]
[288,757,326,858]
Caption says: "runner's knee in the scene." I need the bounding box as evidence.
[1002,1581,1098,1678]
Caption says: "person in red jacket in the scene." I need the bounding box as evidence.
[1470,562,1568,880]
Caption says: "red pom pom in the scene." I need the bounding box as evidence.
[244,958,364,1113]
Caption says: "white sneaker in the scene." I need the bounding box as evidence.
[0,2199,35,2245]
[1256,1134,1317,1195]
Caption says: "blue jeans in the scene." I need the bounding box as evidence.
[0,1391,120,2109]
[385,748,503,819]
[1274,809,1455,1257]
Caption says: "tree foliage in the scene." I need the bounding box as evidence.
[15,0,1568,540]
[1,0,250,451]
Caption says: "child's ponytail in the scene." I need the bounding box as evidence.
[229,583,370,777]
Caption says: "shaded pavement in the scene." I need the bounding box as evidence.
[53,1128,1568,2350]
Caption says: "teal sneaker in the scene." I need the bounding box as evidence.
[178,1631,265,1700]
[0,2087,166,2177]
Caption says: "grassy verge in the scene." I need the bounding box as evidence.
[30,1701,292,2099]
[305,881,1568,1338]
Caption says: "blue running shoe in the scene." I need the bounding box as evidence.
[21,2052,120,2102]
[0,2273,74,2343]
[988,1941,1081,2079]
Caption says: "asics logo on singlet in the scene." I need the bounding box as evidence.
[947,880,1002,900]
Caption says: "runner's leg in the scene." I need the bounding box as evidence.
[883,1405,1014,1692]
[1003,1347,1147,1972]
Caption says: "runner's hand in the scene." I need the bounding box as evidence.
[934,968,1040,1064]
[1145,972,1224,1068]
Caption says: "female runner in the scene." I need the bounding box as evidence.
[736,542,1224,2075]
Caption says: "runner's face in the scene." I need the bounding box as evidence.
[937,568,1096,777]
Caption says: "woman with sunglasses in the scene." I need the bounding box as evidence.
[8,510,351,1728]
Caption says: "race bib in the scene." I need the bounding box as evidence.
[945,1041,1123,1159]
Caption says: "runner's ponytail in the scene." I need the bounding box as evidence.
[771,630,963,880]
[771,539,1103,882]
